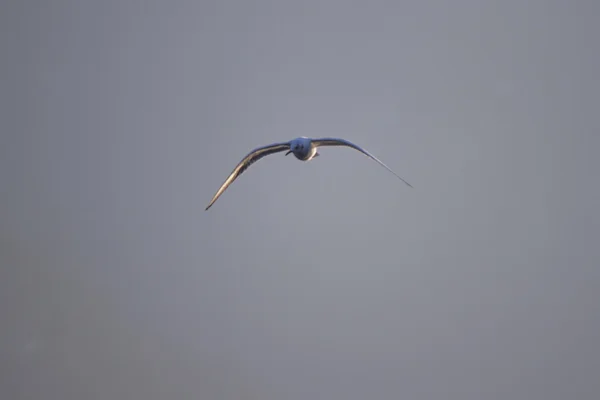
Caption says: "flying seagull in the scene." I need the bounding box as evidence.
[205,136,412,210]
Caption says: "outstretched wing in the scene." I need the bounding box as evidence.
[312,138,413,187]
[205,142,291,210]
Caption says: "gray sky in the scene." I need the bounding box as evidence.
[2,0,599,399]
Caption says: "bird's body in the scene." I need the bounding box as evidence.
[205,136,412,210]
[287,136,319,161]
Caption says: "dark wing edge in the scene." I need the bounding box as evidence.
[312,138,413,188]
[205,142,291,211]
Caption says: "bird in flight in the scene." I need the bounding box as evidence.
[205,136,412,210]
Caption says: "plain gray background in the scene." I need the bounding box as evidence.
[2,0,599,399]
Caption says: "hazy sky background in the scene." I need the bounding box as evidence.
[2,1,599,399]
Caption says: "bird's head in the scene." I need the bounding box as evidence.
[286,137,310,157]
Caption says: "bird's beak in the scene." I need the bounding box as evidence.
[285,150,292,156]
